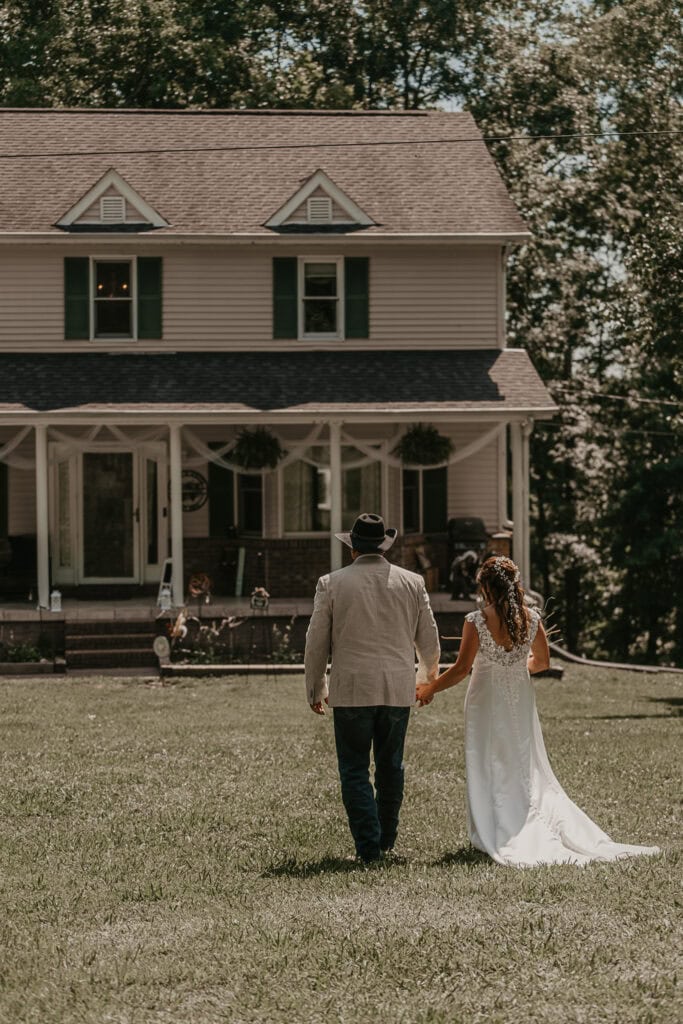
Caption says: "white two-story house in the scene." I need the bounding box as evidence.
[0,108,555,608]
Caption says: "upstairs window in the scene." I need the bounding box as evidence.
[94,260,133,337]
[300,258,342,339]
[64,257,162,340]
[272,256,369,341]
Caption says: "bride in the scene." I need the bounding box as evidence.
[416,556,659,867]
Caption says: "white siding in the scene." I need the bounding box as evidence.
[445,424,501,533]
[0,243,501,351]
[8,466,36,534]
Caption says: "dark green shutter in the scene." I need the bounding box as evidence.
[208,444,234,537]
[137,257,163,339]
[422,467,448,533]
[238,475,263,534]
[64,257,90,339]
[0,462,7,537]
[344,257,369,338]
[272,257,298,338]
[402,469,420,533]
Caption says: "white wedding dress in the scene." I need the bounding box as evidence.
[464,609,660,867]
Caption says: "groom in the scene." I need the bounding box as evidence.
[305,513,440,863]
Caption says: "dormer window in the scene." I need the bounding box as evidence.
[307,196,332,224]
[57,169,169,231]
[100,196,126,223]
[266,169,375,229]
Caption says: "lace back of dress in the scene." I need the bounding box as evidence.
[467,608,540,667]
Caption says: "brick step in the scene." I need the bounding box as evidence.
[66,633,157,652]
[65,648,158,669]
[65,619,165,637]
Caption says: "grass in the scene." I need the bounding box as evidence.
[0,667,680,1024]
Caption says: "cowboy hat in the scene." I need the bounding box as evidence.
[335,513,398,553]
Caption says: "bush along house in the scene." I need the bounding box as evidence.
[0,108,556,614]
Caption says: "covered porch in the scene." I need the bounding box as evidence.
[0,349,556,610]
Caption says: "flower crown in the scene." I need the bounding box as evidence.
[492,556,520,584]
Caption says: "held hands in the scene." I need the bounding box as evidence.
[415,680,436,707]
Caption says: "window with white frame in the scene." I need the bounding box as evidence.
[283,445,381,533]
[402,467,448,534]
[299,257,343,339]
[93,259,133,337]
[208,448,263,538]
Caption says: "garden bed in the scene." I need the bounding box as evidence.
[0,658,64,676]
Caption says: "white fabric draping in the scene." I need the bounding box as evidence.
[344,422,505,471]
[181,423,325,472]
[0,427,34,470]
[0,421,506,472]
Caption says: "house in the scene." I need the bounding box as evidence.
[0,108,556,611]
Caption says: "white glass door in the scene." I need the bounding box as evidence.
[139,443,168,583]
[51,447,78,585]
[51,441,168,586]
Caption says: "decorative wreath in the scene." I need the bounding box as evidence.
[188,573,212,598]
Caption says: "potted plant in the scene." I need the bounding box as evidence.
[231,427,284,470]
[393,423,453,465]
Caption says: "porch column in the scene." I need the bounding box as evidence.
[329,420,343,572]
[521,419,533,588]
[35,423,50,608]
[169,424,184,606]
[510,419,532,588]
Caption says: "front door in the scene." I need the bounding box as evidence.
[51,442,168,586]
[81,451,137,582]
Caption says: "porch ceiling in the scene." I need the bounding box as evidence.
[0,349,556,420]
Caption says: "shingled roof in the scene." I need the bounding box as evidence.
[0,109,529,237]
[0,350,555,418]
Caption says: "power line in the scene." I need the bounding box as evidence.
[552,385,682,409]
[0,127,681,161]
[538,420,678,439]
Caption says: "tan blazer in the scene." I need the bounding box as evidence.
[304,553,441,707]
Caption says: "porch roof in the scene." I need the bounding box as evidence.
[0,349,556,421]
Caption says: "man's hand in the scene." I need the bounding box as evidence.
[310,698,329,715]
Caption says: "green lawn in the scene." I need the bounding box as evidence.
[0,667,680,1024]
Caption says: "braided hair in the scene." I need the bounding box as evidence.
[476,556,530,646]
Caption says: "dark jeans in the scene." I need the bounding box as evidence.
[333,705,411,861]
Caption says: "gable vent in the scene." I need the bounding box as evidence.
[100,196,126,223]
[307,196,333,223]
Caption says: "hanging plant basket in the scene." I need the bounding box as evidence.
[231,427,284,470]
[393,423,453,466]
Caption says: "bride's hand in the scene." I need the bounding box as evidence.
[416,681,435,706]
